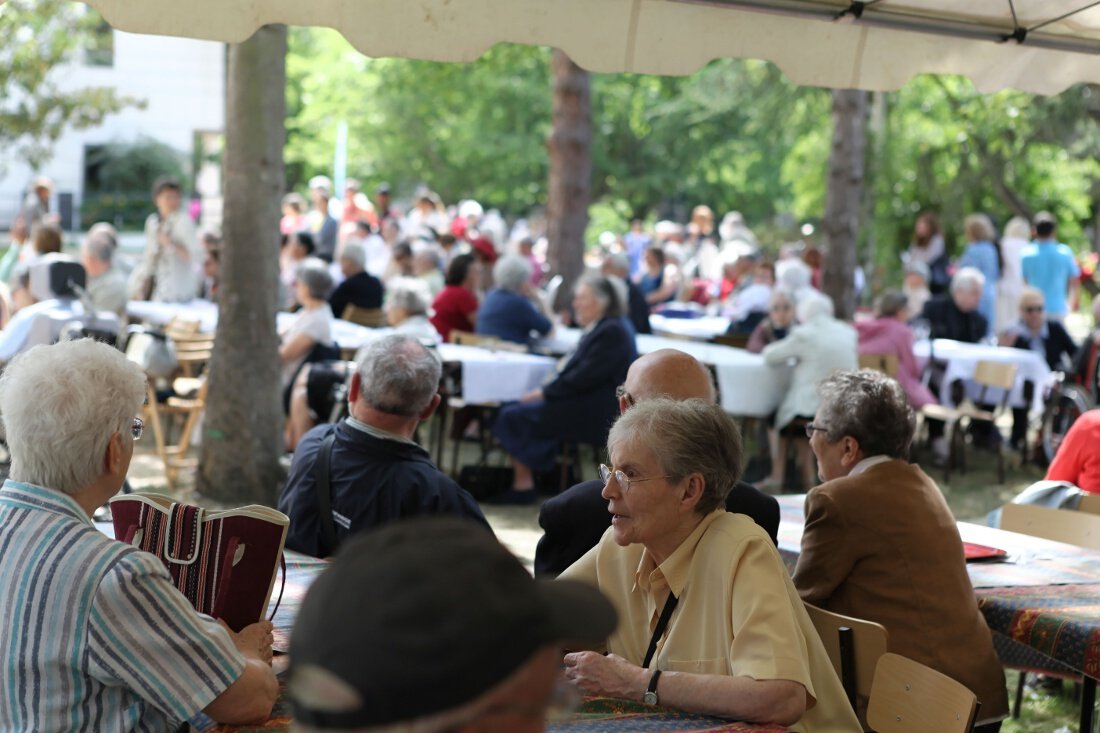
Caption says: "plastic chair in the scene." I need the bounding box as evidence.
[805,603,889,730]
[866,653,977,733]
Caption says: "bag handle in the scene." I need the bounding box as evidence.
[313,431,339,556]
[267,553,287,622]
[163,503,205,565]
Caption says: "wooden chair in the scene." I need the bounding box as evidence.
[144,376,209,491]
[805,603,889,729]
[858,352,899,378]
[449,329,527,353]
[1001,502,1100,551]
[866,652,978,733]
[1076,493,1100,516]
[919,360,1018,484]
[341,303,387,328]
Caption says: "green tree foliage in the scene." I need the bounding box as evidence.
[0,0,142,171]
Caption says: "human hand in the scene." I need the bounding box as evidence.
[562,651,648,699]
[220,619,274,665]
[520,388,543,404]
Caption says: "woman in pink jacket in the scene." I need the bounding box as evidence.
[855,290,937,408]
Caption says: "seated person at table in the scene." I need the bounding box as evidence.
[758,291,858,492]
[1070,297,1100,398]
[560,399,861,732]
[493,274,637,504]
[638,245,680,305]
[81,227,128,316]
[279,334,488,557]
[0,339,277,729]
[385,276,439,341]
[430,253,480,342]
[746,287,795,353]
[328,241,383,319]
[919,266,989,343]
[793,370,1009,730]
[288,517,617,733]
[476,254,553,345]
[855,289,936,408]
[1000,287,1077,449]
[279,258,335,399]
[535,348,780,577]
[601,252,651,335]
[725,259,774,334]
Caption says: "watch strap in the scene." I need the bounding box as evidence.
[644,669,663,705]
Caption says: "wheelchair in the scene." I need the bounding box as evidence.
[1036,370,1095,466]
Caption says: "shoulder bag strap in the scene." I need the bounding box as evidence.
[642,592,679,669]
[313,431,339,556]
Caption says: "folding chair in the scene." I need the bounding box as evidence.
[805,603,889,730]
[144,376,209,491]
[919,360,1018,483]
[866,652,977,733]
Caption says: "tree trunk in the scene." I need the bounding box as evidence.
[197,25,287,505]
[546,49,592,312]
[822,88,868,321]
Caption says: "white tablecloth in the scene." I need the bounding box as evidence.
[127,300,555,404]
[540,328,789,417]
[913,339,1051,412]
[649,314,731,341]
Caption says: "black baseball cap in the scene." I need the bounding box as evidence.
[288,517,617,729]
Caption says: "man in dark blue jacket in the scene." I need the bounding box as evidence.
[279,335,488,557]
[534,348,780,577]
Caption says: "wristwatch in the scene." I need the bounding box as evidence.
[642,669,662,705]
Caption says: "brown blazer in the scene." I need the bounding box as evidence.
[793,459,1009,721]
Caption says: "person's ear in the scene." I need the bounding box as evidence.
[419,393,442,420]
[841,437,861,467]
[348,372,362,405]
[680,473,705,511]
[104,431,124,476]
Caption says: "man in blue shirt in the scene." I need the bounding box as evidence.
[1022,212,1079,321]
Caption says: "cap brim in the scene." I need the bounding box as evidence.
[534,579,617,647]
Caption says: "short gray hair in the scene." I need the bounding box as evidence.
[356,335,441,416]
[950,267,986,295]
[796,290,834,322]
[297,258,334,300]
[387,278,431,316]
[815,369,914,459]
[607,397,743,516]
[0,339,145,494]
[577,274,624,319]
[492,255,532,293]
[83,230,115,264]
[602,253,630,278]
[874,290,909,318]
[340,241,367,271]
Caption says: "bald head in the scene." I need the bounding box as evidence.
[620,349,716,411]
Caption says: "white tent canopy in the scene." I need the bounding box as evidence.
[76,0,1100,95]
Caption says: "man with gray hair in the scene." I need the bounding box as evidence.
[279,334,488,557]
[81,227,128,314]
[328,240,383,319]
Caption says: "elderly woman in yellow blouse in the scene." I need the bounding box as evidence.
[560,398,860,733]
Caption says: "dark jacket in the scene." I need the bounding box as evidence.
[476,288,552,344]
[538,316,637,446]
[278,420,489,557]
[625,280,652,335]
[1009,319,1077,371]
[534,478,781,577]
[330,271,384,319]
[920,295,988,343]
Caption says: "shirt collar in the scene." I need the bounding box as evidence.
[0,479,92,525]
[849,455,893,477]
[345,416,416,445]
[633,509,725,599]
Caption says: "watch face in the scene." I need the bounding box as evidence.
[643,691,658,705]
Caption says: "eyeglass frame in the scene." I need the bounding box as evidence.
[614,384,636,408]
[598,463,671,492]
[804,423,829,440]
[131,417,145,441]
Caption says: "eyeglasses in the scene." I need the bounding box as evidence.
[1022,305,1044,313]
[131,417,144,441]
[804,423,829,439]
[614,384,636,408]
[599,464,670,491]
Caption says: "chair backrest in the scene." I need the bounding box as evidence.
[867,653,977,733]
[449,330,527,353]
[858,352,899,377]
[1077,493,1100,516]
[805,603,889,714]
[1001,502,1100,550]
[341,304,387,328]
[972,360,1018,407]
[712,333,750,350]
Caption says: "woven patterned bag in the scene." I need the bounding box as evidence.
[110,493,289,632]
